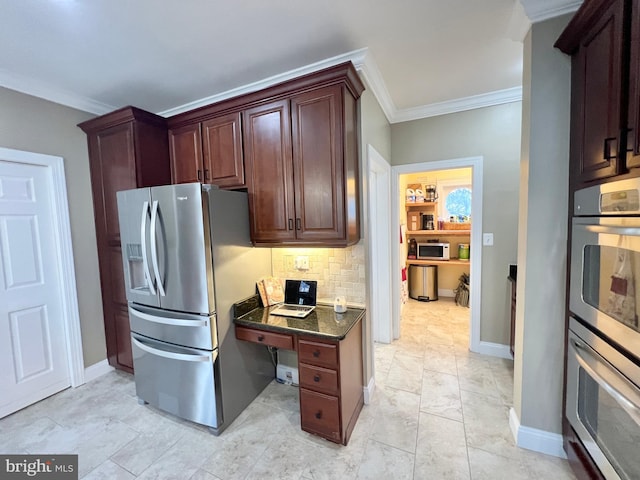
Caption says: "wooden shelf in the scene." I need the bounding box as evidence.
[406,201,437,207]
[407,230,471,236]
[406,259,471,266]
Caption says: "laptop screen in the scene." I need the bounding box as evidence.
[284,280,317,306]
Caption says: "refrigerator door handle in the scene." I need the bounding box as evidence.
[150,200,166,297]
[129,306,210,328]
[131,336,212,363]
[140,200,156,295]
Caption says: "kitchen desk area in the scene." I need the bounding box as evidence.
[233,296,365,446]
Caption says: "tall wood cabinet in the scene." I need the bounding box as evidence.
[79,106,171,372]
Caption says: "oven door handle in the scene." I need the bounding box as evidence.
[572,339,640,426]
[583,224,640,236]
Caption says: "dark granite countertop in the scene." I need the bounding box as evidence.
[233,295,365,341]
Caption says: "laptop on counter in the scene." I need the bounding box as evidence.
[270,279,317,318]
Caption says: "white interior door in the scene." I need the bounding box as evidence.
[0,158,72,417]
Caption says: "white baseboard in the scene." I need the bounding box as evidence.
[438,289,455,298]
[509,407,566,458]
[363,376,375,405]
[83,359,115,383]
[473,340,513,359]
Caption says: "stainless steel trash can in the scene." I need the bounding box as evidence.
[409,265,438,301]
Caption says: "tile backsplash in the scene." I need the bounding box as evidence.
[271,241,366,307]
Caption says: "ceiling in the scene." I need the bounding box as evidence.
[0,0,581,123]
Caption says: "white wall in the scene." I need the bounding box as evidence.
[391,103,522,344]
[0,87,105,367]
[514,13,572,441]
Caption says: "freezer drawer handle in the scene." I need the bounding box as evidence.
[150,200,166,297]
[129,306,209,328]
[132,336,211,363]
[140,201,156,295]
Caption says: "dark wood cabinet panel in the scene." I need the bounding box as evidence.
[202,112,245,188]
[291,85,345,241]
[556,0,638,189]
[626,0,640,168]
[300,388,341,442]
[243,99,296,243]
[169,113,246,188]
[90,122,137,244]
[79,106,170,373]
[169,123,203,184]
[114,306,134,370]
[567,0,626,184]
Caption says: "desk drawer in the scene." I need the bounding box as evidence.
[235,326,294,350]
[299,363,339,396]
[298,339,338,369]
[300,388,341,443]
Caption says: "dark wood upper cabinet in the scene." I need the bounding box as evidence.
[202,112,245,187]
[79,106,171,373]
[626,0,640,167]
[169,61,364,246]
[554,0,640,190]
[243,99,296,243]
[169,123,203,184]
[291,85,346,242]
[556,0,627,187]
[169,112,245,188]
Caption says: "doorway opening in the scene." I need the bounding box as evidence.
[391,157,483,353]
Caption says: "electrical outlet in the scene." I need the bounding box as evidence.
[483,233,494,246]
[295,255,309,270]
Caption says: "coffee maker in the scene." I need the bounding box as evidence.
[425,184,438,202]
[422,214,435,230]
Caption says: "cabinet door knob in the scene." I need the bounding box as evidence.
[204,169,210,181]
[315,411,322,419]
[257,335,264,342]
[197,169,202,181]
[313,350,320,357]
[296,218,301,230]
[313,374,321,382]
[288,218,294,230]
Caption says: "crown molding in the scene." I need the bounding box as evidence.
[390,87,523,124]
[0,68,115,115]
[520,0,582,23]
[158,48,370,117]
[0,46,523,124]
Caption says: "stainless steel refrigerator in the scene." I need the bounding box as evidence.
[116,183,273,434]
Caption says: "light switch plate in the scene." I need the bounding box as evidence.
[295,255,309,270]
[483,233,494,246]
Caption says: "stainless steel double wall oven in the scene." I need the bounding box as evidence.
[568,178,640,480]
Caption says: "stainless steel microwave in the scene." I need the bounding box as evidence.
[417,242,450,260]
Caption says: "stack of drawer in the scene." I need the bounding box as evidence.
[298,337,341,442]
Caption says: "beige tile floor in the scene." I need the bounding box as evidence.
[0,298,576,479]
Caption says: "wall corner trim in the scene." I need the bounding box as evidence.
[363,376,375,405]
[509,407,567,458]
[83,360,115,384]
